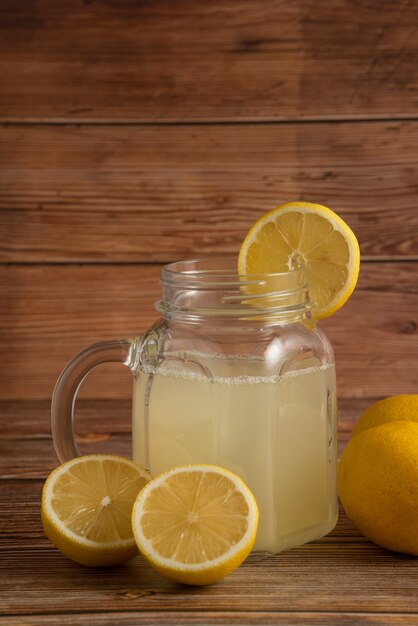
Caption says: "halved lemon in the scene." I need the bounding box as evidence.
[41,454,151,566]
[131,465,259,585]
[238,202,360,319]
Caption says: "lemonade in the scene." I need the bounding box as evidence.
[133,353,338,554]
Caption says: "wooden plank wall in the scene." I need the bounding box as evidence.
[1,0,417,408]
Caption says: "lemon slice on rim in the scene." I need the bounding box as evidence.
[238,202,360,319]
[41,454,151,566]
[131,465,259,586]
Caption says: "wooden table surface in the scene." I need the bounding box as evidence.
[1,0,418,623]
[1,399,418,625]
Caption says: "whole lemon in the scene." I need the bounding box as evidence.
[352,394,418,436]
[338,420,418,556]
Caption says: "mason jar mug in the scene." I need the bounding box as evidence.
[52,259,338,557]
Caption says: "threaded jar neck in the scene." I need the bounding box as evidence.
[155,259,311,324]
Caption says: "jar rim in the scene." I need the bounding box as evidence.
[162,258,306,282]
[157,258,311,322]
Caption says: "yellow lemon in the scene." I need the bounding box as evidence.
[338,421,418,556]
[131,464,259,585]
[238,202,360,319]
[41,454,151,566]
[353,394,418,436]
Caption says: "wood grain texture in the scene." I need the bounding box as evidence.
[1,537,417,615]
[0,262,417,400]
[1,122,418,262]
[4,613,418,626]
[1,0,418,121]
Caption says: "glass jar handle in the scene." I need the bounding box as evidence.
[51,339,136,463]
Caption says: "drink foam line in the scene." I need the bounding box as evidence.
[140,361,334,386]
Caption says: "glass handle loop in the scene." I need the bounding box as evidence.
[51,339,134,463]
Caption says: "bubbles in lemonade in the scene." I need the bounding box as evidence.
[132,354,338,554]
